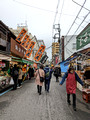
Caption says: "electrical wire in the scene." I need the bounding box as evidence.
[65,0,87,37]
[64,11,90,47]
[58,0,65,23]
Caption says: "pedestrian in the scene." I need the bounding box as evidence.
[18,66,23,88]
[7,64,13,77]
[44,65,53,92]
[34,65,45,95]
[28,65,34,80]
[54,65,61,82]
[59,67,83,111]
[12,64,19,90]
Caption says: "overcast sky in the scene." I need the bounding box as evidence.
[0,0,90,60]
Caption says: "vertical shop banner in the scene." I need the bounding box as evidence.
[25,41,36,58]
[24,38,31,49]
[20,34,29,48]
[40,55,48,64]
[34,45,46,62]
[16,28,27,43]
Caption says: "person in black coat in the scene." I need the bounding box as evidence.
[54,65,61,82]
[28,65,34,80]
[12,64,19,90]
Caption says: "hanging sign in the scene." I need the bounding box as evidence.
[24,38,31,49]
[40,55,48,64]
[25,41,36,58]
[20,34,29,48]
[16,28,27,43]
[34,45,46,62]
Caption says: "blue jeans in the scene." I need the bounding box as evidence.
[45,79,50,91]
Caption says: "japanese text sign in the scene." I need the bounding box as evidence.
[20,34,29,48]
[16,28,27,43]
[25,41,36,58]
[34,45,46,61]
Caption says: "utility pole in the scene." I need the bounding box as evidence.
[53,24,61,63]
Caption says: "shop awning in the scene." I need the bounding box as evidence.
[11,56,22,62]
[22,59,34,64]
[0,54,11,61]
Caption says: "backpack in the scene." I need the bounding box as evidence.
[14,70,18,76]
[45,69,50,78]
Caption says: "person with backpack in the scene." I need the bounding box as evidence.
[54,65,61,82]
[44,65,53,92]
[12,64,19,90]
[59,67,83,111]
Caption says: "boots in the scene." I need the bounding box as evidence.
[37,85,39,93]
[39,86,42,95]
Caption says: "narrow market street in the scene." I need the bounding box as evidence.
[0,76,90,120]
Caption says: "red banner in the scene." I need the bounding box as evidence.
[34,45,46,62]
[16,28,27,43]
[25,41,36,58]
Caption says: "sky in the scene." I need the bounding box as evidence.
[0,0,90,60]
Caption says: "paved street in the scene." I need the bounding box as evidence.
[0,76,90,120]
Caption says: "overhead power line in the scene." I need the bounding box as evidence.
[64,11,90,47]
[65,0,87,37]
[58,0,65,23]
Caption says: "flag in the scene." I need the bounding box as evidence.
[16,28,27,43]
[25,41,36,58]
[34,45,46,62]
[20,34,29,48]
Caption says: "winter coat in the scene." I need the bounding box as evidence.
[18,69,23,80]
[35,69,45,86]
[54,67,61,77]
[28,67,34,77]
[44,67,53,80]
[60,72,83,94]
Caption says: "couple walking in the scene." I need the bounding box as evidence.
[35,65,53,95]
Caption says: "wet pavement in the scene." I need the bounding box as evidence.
[0,76,90,120]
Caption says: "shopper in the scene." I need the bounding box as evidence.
[7,64,13,77]
[44,65,53,92]
[54,65,61,82]
[60,67,83,111]
[28,65,34,80]
[18,66,23,88]
[12,64,19,90]
[35,65,45,95]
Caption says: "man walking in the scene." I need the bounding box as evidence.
[44,65,53,92]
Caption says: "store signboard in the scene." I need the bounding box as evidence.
[20,34,29,48]
[40,55,48,64]
[76,24,90,50]
[25,41,36,58]
[34,45,46,62]
[16,28,27,43]
[11,38,26,58]
[24,38,31,49]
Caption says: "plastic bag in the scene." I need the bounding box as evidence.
[10,77,14,85]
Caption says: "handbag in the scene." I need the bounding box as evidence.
[38,70,44,82]
[10,77,14,85]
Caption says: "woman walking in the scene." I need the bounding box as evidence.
[60,67,83,111]
[35,65,45,95]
